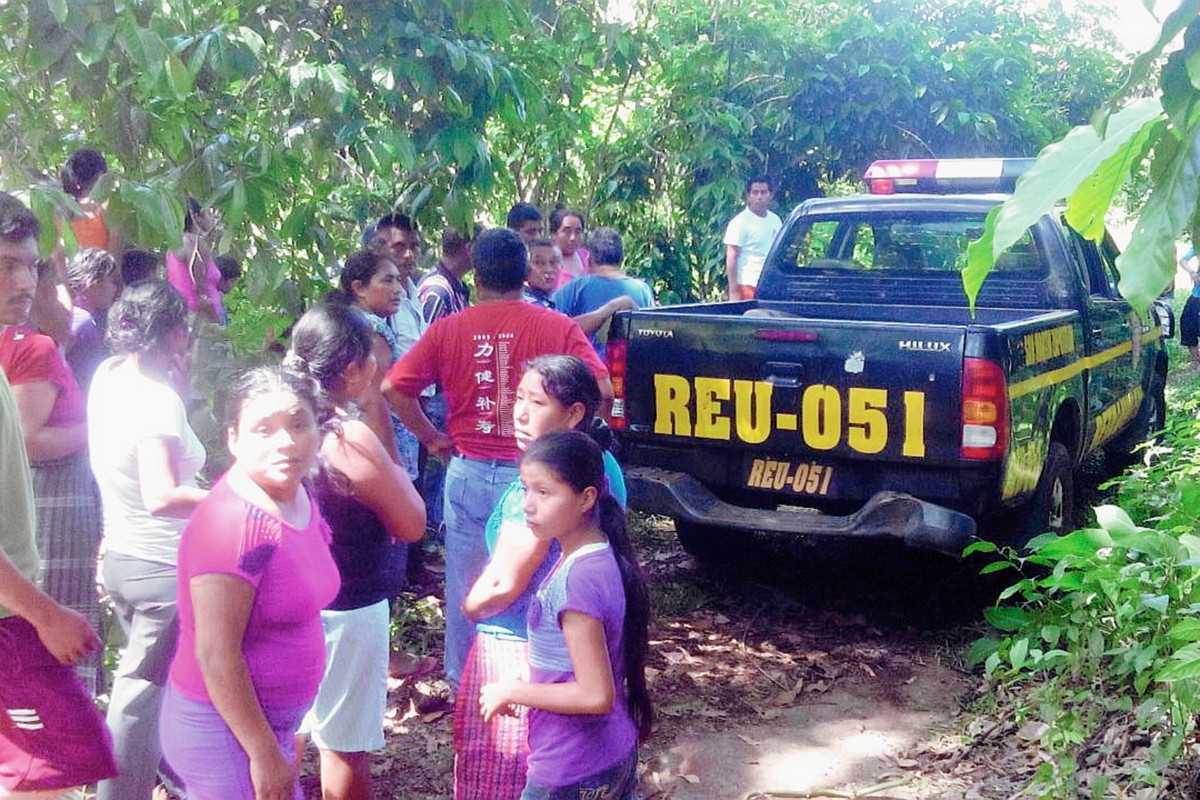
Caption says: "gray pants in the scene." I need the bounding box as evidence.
[95,553,179,800]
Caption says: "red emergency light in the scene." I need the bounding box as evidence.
[864,158,1035,195]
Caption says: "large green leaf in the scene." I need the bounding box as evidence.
[1064,117,1161,241]
[1117,121,1200,312]
[963,98,1164,311]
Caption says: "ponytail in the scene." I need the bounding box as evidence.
[523,430,653,741]
[597,493,653,742]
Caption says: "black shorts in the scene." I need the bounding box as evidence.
[1181,295,1200,347]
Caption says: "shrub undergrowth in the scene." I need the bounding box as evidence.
[969,370,1200,797]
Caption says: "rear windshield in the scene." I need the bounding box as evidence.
[774,212,1042,276]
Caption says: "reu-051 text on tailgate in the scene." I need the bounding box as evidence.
[651,374,928,458]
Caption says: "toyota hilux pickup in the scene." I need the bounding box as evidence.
[605,158,1170,559]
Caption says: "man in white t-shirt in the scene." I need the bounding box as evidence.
[724,175,782,300]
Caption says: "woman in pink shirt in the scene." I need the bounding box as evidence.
[166,198,226,324]
[159,366,339,800]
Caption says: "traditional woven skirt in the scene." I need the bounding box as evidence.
[453,632,531,800]
[30,452,103,695]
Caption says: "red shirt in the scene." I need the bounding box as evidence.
[0,325,85,427]
[386,300,608,461]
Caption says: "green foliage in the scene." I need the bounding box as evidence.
[970,378,1200,796]
[0,0,1126,312]
[967,11,1200,315]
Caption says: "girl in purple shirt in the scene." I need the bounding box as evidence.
[479,430,652,799]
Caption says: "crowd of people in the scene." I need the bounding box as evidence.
[0,145,674,800]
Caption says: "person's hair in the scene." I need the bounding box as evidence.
[442,225,473,257]
[105,279,187,355]
[183,197,203,233]
[61,148,108,198]
[526,237,558,253]
[506,202,542,230]
[588,227,623,266]
[549,207,585,234]
[286,300,374,399]
[66,247,117,294]
[120,248,159,284]
[0,192,41,243]
[223,364,323,433]
[472,228,527,292]
[339,249,392,298]
[745,174,775,193]
[215,255,242,282]
[520,430,653,741]
[376,212,418,234]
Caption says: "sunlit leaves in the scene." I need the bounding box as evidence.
[962,98,1164,311]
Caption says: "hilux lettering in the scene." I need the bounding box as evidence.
[652,373,927,457]
[898,340,952,353]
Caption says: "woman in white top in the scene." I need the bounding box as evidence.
[88,280,209,800]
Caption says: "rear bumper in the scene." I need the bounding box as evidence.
[626,466,977,558]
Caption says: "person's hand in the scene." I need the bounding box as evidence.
[728,284,743,301]
[249,747,295,800]
[425,432,456,461]
[479,680,520,722]
[32,603,100,665]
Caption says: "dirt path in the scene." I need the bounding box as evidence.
[305,516,1010,799]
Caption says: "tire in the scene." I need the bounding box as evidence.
[674,519,738,565]
[1015,441,1075,546]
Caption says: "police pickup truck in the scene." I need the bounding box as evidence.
[605,158,1169,559]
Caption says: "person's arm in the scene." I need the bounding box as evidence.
[384,381,455,460]
[0,547,99,664]
[10,381,87,461]
[191,574,295,800]
[725,243,741,300]
[359,334,402,465]
[188,236,220,324]
[572,296,637,336]
[31,252,74,347]
[479,611,615,720]
[463,518,550,621]
[323,419,425,543]
[136,436,208,517]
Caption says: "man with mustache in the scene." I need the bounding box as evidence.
[0,190,116,797]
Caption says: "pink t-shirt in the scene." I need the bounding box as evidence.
[168,476,339,708]
[385,300,608,461]
[0,325,85,427]
[166,250,226,324]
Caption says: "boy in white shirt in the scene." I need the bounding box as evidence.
[724,175,782,300]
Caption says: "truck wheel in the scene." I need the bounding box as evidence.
[675,520,740,566]
[1018,441,1075,545]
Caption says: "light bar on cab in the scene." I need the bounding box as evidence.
[863,158,1035,195]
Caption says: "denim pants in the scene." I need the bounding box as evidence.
[442,456,519,689]
[95,553,180,800]
[520,748,639,800]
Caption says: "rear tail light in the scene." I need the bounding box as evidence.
[961,357,1009,460]
[605,336,628,430]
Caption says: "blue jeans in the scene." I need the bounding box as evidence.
[442,456,519,689]
[520,749,639,800]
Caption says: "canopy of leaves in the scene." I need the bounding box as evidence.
[0,0,1125,319]
[965,1,1200,314]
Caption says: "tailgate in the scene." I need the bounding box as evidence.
[620,312,967,502]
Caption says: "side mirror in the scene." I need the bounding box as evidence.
[1153,297,1175,339]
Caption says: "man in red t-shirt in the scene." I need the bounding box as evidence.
[383,228,610,689]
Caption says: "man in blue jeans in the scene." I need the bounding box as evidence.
[382,228,610,690]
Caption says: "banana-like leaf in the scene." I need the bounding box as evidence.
[1118,122,1200,313]
[963,99,1164,313]
[1065,117,1162,242]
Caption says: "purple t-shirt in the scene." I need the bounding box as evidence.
[525,542,637,786]
[168,476,340,709]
